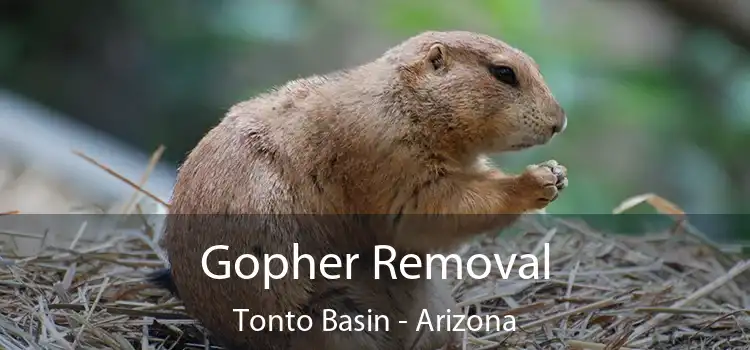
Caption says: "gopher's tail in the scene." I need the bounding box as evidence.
[147,268,180,298]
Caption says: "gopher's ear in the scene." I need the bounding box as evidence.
[424,43,449,71]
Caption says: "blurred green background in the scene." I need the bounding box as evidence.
[1,0,749,239]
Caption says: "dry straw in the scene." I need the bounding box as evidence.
[1,148,749,349]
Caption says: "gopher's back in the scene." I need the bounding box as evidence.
[159,74,415,349]
[163,109,301,349]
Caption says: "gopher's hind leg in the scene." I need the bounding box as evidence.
[390,272,460,350]
[288,268,460,350]
[288,279,403,350]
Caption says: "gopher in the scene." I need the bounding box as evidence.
[150,30,568,350]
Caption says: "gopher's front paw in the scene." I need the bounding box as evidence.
[517,160,567,209]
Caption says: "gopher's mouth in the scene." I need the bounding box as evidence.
[508,133,554,150]
[503,129,559,151]
[516,136,549,148]
[508,143,534,150]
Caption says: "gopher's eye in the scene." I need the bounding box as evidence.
[489,65,518,87]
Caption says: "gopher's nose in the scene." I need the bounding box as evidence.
[552,114,567,135]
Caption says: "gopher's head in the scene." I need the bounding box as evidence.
[383,31,567,154]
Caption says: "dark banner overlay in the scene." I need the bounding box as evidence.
[0,214,747,342]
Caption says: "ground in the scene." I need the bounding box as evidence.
[1,205,748,350]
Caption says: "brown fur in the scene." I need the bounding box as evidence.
[159,31,568,350]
